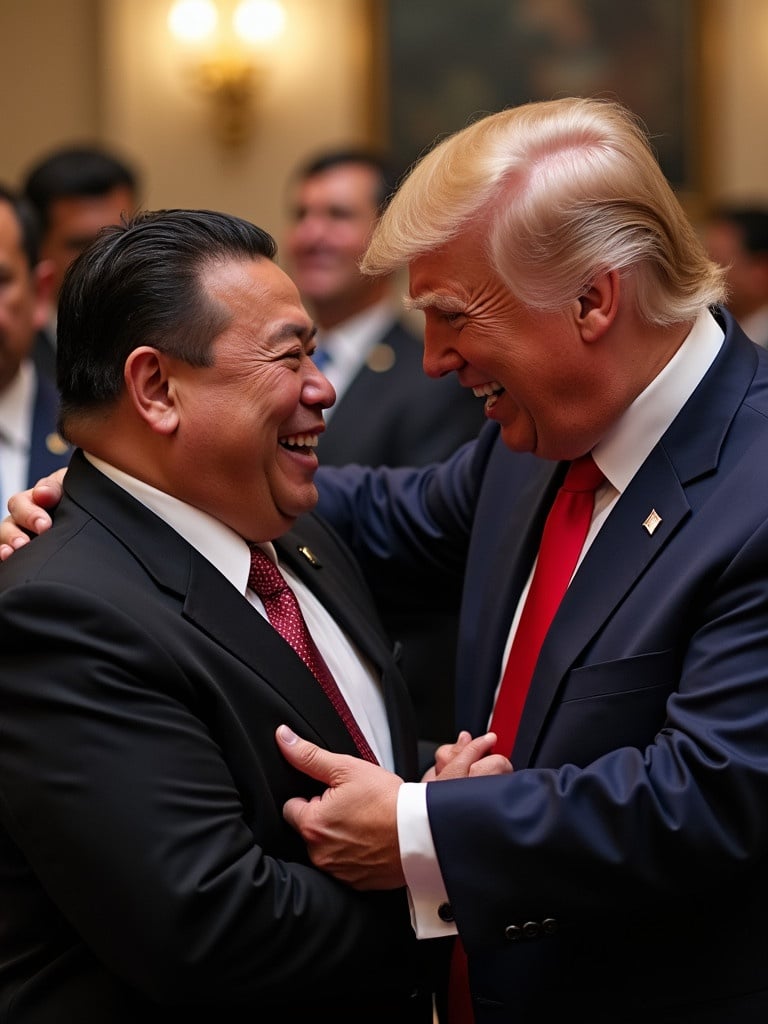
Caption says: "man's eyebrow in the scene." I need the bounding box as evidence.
[404,292,466,313]
[272,322,317,343]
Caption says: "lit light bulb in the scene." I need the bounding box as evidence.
[168,0,219,44]
[233,0,286,46]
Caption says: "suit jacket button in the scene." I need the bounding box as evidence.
[504,924,522,942]
[523,921,541,939]
[542,917,558,935]
[437,902,455,923]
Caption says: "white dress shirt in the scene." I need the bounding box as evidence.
[0,361,36,515]
[84,454,395,770]
[398,310,726,938]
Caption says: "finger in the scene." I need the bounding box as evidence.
[275,724,354,786]
[282,795,310,832]
[468,754,514,778]
[0,534,30,561]
[435,732,500,780]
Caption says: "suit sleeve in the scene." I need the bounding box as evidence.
[0,581,422,1006]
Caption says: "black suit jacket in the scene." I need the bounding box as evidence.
[0,453,432,1023]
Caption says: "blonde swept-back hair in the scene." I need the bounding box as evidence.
[361,97,725,326]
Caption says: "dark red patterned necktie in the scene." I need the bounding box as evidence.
[247,545,377,763]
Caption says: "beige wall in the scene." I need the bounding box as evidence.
[2,0,768,250]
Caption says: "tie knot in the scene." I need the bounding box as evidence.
[247,544,289,600]
[562,454,604,493]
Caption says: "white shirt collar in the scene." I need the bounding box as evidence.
[317,299,397,371]
[84,453,267,596]
[0,360,35,449]
[592,310,724,494]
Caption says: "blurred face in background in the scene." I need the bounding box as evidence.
[703,219,768,321]
[284,163,388,328]
[0,200,51,391]
[41,185,136,303]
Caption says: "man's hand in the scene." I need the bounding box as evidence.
[423,730,513,782]
[0,470,66,560]
[278,725,405,889]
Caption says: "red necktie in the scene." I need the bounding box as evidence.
[247,545,377,763]
[489,453,604,757]
[448,454,604,1024]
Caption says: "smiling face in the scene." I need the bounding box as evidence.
[408,223,620,461]
[42,185,136,302]
[284,163,388,327]
[0,199,49,392]
[169,257,335,541]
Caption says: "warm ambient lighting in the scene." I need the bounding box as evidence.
[167,0,287,147]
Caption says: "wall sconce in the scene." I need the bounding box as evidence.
[167,0,287,147]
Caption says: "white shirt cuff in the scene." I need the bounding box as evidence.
[397,782,457,939]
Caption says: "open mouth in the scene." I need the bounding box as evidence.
[279,433,319,455]
[472,381,505,410]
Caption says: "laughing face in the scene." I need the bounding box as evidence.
[407,223,616,461]
[168,257,335,541]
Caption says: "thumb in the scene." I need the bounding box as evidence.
[276,724,351,786]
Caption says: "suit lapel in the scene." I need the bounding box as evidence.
[505,314,758,766]
[275,528,418,777]
[63,455,369,760]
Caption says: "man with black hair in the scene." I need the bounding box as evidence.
[0,184,70,513]
[21,144,139,380]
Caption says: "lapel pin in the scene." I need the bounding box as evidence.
[297,545,322,568]
[642,509,662,536]
[46,432,70,456]
[366,343,396,373]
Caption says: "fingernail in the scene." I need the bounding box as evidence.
[11,536,29,549]
[32,518,48,533]
[277,724,298,745]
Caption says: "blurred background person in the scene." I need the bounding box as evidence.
[0,185,70,515]
[21,144,140,382]
[283,147,484,468]
[284,147,485,754]
[702,204,768,349]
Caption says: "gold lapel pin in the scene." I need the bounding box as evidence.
[642,509,662,536]
[45,432,70,456]
[297,545,322,568]
[366,343,396,373]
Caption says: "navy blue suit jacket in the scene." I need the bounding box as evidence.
[316,308,768,1022]
[28,368,71,485]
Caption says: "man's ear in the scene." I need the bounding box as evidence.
[31,259,55,331]
[123,347,180,435]
[573,269,620,342]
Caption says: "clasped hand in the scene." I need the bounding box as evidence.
[277,725,511,890]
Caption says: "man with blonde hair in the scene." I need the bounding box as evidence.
[274,97,768,1023]
[6,97,768,1022]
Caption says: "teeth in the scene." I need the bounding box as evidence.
[472,381,503,398]
[280,433,319,449]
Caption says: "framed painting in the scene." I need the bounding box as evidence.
[366,0,714,217]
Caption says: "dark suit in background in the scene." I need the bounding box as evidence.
[28,366,71,482]
[319,318,483,469]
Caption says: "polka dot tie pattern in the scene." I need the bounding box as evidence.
[247,544,377,763]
